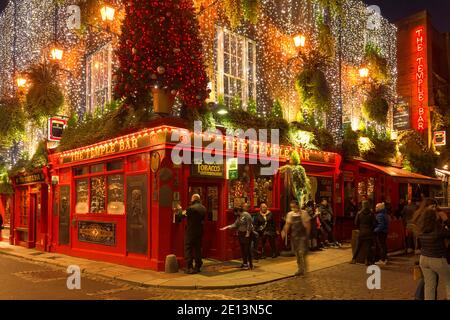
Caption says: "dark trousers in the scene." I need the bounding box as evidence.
[375,232,388,261]
[185,236,202,270]
[352,237,374,264]
[261,234,277,256]
[322,221,336,243]
[238,232,253,266]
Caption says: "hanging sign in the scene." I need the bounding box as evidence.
[48,117,68,141]
[434,131,446,146]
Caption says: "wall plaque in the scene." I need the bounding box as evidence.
[78,221,116,246]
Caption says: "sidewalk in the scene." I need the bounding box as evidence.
[0,241,351,289]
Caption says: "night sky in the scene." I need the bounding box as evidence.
[0,0,449,31]
[364,0,450,32]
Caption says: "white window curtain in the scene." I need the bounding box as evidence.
[215,27,256,110]
[86,43,113,114]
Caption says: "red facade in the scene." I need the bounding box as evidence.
[27,121,341,271]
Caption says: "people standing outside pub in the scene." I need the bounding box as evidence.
[318,198,340,248]
[374,202,390,265]
[221,204,254,270]
[176,194,206,274]
[282,200,311,276]
[0,213,3,241]
[254,203,278,259]
[351,200,376,265]
[305,200,320,251]
[402,199,419,253]
[418,208,450,300]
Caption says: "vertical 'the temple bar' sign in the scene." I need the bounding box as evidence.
[414,26,428,132]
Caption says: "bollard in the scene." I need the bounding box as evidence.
[165,254,179,273]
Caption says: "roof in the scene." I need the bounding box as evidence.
[357,162,441,185]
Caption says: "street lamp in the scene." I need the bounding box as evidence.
[293,34,306,48]
[358,67,369,79]
[100,4,116,22]
[50,46,64,61]
[16,77,27,88]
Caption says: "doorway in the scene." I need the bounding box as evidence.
[188,183,221,259]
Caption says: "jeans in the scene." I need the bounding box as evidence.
[292,236,308,275]
[184,236,202,270]
[352,237,374,264]
[238,232,253,267]
[375,233,388,262]
[419,255,450,300]
[415,276,439,300]
[261,234,277,257]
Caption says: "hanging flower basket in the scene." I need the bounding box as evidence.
[151,88,175,115]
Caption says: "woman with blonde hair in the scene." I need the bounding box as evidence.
[374,202,390,265]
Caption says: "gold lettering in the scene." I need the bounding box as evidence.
[110,142,115,153]
[119,139,125,151]
[132,137,138,149]
[125,138,131,150]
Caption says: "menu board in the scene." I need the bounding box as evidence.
[75,179,89,214]
[108,175,125,214]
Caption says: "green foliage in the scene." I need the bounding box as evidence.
[317,17,335,61]
[342,125,396,165]
[311,0,344,18]
[266,116,290,144]
[247,98,257,115]
[279,151,311,205]
[398,131,438,176]
[403,151,439,177]
[185,104,216,131]
[0,97,26,147]
[362,127,396,164]
[364,43,389,84]
[270,99,283,118]
[342,125,360,158]
[230,95,242,110]
[58,100,155,152]
[295,50,331,114]
[223,0,261,28]
[219,108,266,131]
[288,120,335,151]
[9,140,48,176]
[25,61,64,125]
[0,164,13,194]
[362,84,389,124]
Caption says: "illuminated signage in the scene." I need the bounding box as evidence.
[191,163,224,178]
[48,117,68,141]
[414,26,428,132]
[434,131,446,146]
[15,172,45,185]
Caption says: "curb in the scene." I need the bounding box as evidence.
[0,246,350,290]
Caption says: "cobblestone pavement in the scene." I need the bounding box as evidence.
[2,253,446,300]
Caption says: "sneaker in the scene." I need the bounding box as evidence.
[240,264,249,269]
[407,248,414,254]
[350,259,356,264]
[375,260,387,266]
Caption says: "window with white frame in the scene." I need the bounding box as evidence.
[86,43,113,113]
[215,27,256,109]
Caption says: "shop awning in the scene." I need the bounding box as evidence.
[358,162,441,186]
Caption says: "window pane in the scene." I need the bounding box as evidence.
[90,163,104,174]
[75,179,89,214]
[107,160,124,171]
[90,176,106,213]
[128,153,149,171]
[107,175,124,215]
[74,166,89,176]
[224,53,230,74]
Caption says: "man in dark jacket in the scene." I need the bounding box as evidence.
[180,194,206,274]
[351,201,376,265]
[318,198,340,247]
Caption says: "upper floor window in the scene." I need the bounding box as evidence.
[86,43,113,114]
[215,27,257,109]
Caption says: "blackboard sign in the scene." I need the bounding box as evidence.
[393,104,411,131]
[48,117,67,141]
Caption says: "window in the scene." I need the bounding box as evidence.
[216,27,256,109]
[74,160,125,215]
[86,43,113,114]
[19,189,28,226]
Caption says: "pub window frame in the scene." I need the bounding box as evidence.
[73,159,125,215]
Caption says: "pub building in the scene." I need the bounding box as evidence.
[9,168,50,250]
[45,120,341,271]
[341,159,441,252]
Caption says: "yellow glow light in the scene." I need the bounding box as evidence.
[293,35,306,48]
[50,47,63,61]
[100,5,115,22]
